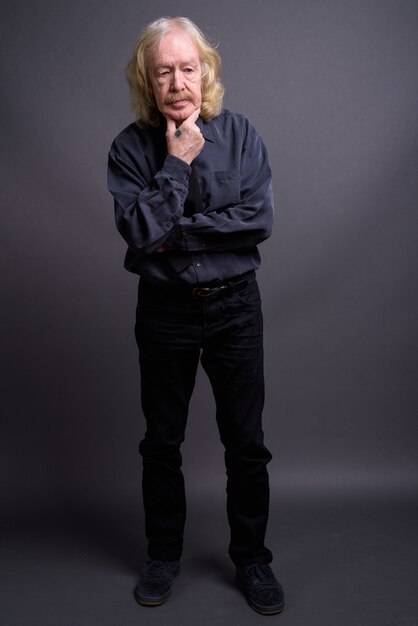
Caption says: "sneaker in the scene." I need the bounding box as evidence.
[134,559,180,606]
[236,563,285,615]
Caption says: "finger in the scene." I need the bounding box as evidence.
[165,116,177,135]
[181,107,201,128]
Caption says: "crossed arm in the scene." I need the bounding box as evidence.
[108,109,274,256]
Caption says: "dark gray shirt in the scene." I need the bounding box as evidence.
[108,109,274,286]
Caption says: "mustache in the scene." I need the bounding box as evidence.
[164,92,193,104]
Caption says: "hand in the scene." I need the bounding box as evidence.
[165,108,205,165]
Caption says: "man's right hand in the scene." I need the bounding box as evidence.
[165,108,205,165]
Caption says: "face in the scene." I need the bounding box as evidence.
[149,29,203,124]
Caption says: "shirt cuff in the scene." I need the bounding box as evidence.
[162,224,183,250]
[160,154,191,183]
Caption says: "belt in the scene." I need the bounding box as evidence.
[192,271,255,300]
[142,271,256,301]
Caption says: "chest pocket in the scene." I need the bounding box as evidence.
[208,171,241,212]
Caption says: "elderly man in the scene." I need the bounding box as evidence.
[108,17,284,616]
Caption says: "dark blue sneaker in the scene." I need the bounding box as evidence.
[134,559,180,606]
[236,563,285,615]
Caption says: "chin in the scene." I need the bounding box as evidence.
[164,103,199,123]
[170,111,187,122]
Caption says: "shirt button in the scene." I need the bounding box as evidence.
[196,263,201,267]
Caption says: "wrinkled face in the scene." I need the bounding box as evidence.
[149,29,203,124]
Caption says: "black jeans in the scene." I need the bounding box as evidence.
[135,276,273,566]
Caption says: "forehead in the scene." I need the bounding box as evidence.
[151,29,200,66]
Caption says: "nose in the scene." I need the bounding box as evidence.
[171,68,184,91]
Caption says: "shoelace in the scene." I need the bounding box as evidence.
[244,564,276,587]
[144,560,174,580]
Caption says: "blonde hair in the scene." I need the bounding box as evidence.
[126,17,224,126]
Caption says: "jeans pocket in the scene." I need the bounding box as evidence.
[234,280,261,306]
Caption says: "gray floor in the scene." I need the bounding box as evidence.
[2,492,418,626]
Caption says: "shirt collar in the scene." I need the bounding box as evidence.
[197,116,215,143]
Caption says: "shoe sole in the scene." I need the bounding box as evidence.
[135,587,173,606]
[136,596,170,607]
[249,602,284,616]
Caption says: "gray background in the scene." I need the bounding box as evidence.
[1,1,417,625]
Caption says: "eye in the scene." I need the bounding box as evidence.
[183,67,198,80]
[155,68,171,82]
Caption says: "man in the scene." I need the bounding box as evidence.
[108,17,284,616]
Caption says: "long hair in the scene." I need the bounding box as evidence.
[125,17,224,126]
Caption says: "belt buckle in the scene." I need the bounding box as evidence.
[192,287,216,300]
